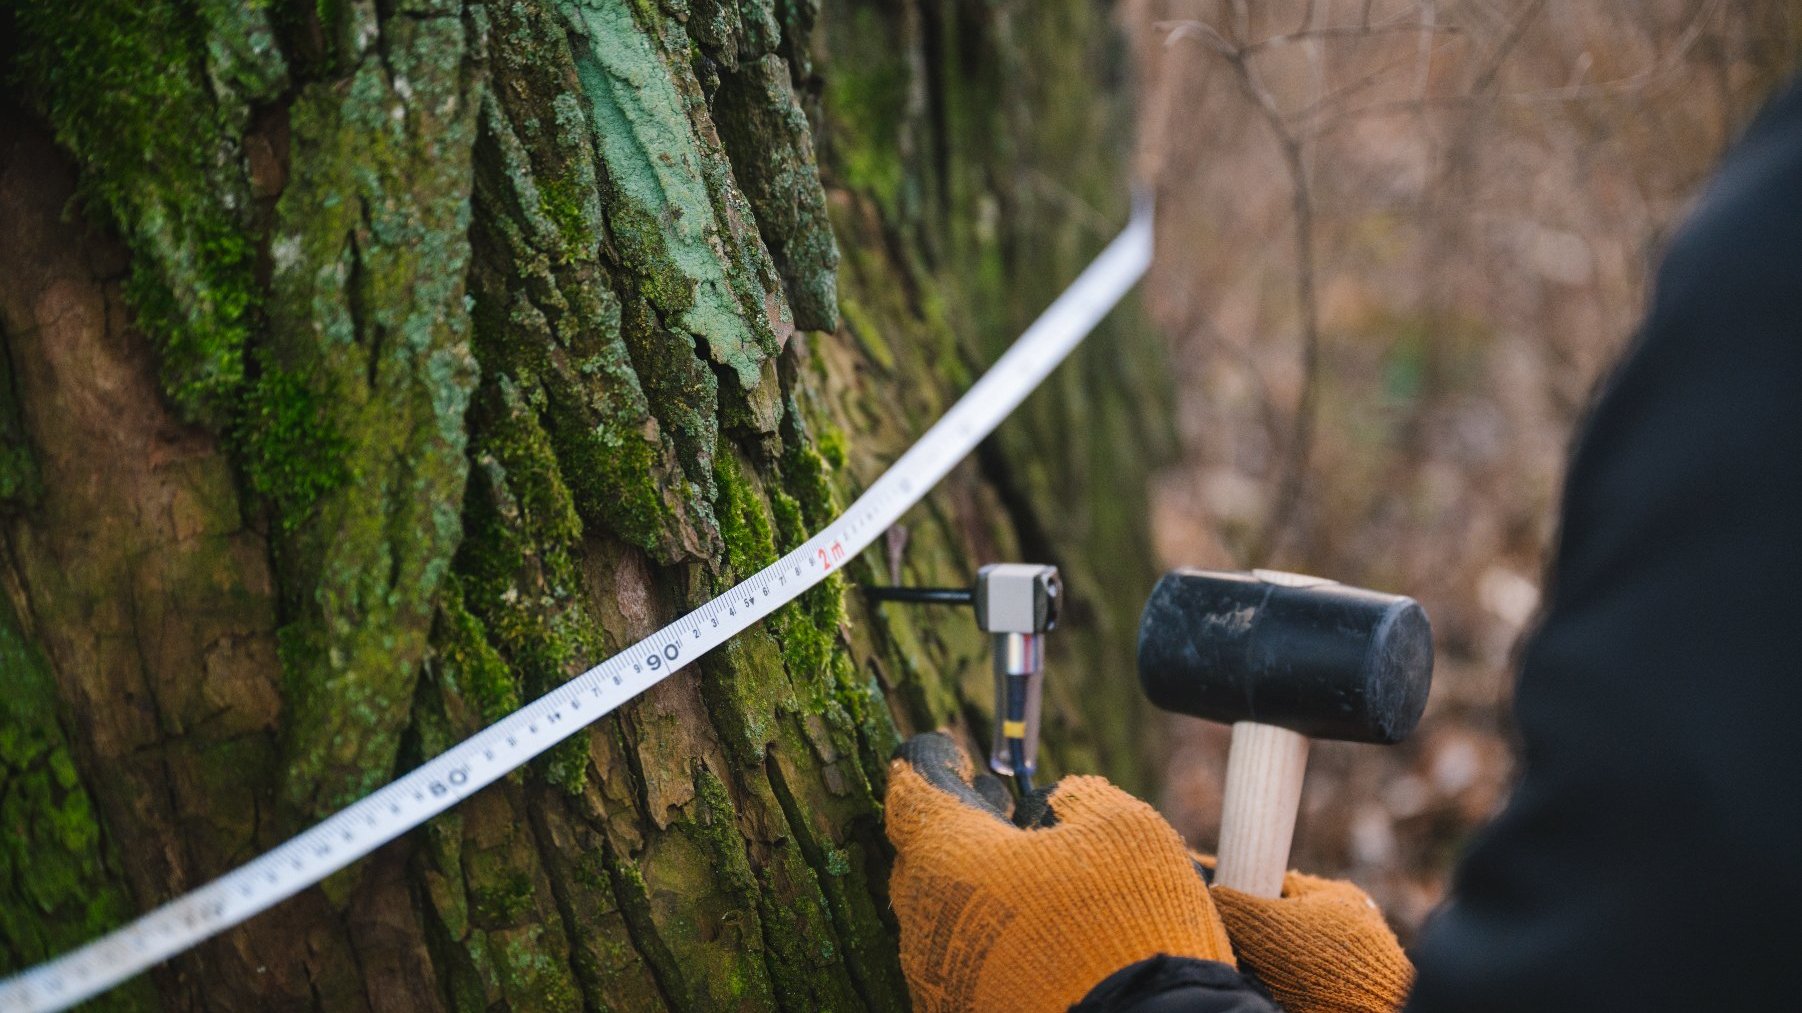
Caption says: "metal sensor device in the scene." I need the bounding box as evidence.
[973,563,1061,780]
[865,562,1062,788]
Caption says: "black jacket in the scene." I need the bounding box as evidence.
[1403,72,1802,1013]
[1088,74,1802,1013]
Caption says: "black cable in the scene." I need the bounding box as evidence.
[1004,672,1033,796]
[1010,738,1034,796]
[863,586,973,605]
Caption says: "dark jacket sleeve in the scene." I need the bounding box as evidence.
[1071,956,1280,1013]
[1406,78,1802,1012]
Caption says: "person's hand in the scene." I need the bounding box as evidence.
[884,732,1236,1012]
[1211,871,1414,1013]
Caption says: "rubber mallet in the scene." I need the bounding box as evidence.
[1136,568,1434,897]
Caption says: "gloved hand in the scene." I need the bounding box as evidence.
[884,732,1237,1012]
[1211,871,1414,1013]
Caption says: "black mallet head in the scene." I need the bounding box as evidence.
[1136,569,1434,744]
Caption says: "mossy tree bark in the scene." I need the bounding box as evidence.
[0,0,1168,1008]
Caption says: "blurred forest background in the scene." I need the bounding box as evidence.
[1128,0,1802,934]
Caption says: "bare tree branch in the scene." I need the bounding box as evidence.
[1165,8,1326,563]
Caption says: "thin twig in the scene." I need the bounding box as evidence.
[1246,22,1460,52]
[1168,2,1326,564]
[1157,18,1459,56]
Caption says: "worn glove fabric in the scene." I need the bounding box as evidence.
[885,732,1236,1012]
[1212,871,1414,1013]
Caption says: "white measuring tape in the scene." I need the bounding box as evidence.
[0,200,1151,1013]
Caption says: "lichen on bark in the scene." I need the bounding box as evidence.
[562,0,789,391]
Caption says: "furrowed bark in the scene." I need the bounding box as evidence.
[0,0,1169,1008]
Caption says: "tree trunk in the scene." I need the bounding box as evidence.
[0,0,1167,1008]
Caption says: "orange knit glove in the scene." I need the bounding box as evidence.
[884,733,1235,1012]
[1212,871,1413,1013]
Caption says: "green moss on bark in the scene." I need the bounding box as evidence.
[0,598,154,1011]
[269,11,483,817]
[713,432,858,726]
[453,378,607,794]
[714,448,779,574]
[237,366,353,531]
[12,0,286,424]
[431,577,522,728]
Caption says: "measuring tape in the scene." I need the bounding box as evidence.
[0,200,1151,1013]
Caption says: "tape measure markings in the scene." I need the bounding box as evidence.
[0,201,1151,1013]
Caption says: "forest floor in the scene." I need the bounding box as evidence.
[1127,0,1797,935]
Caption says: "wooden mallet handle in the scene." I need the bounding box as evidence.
[1212,721,1310,897]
